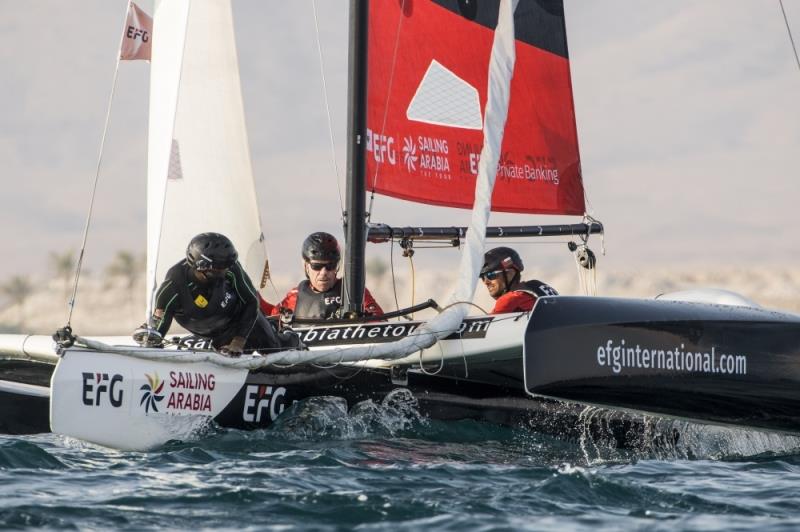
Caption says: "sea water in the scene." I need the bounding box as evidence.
[1,395,799,531]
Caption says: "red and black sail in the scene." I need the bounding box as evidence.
[366,0,585,215]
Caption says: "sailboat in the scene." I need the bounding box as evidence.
[1,0,799,450]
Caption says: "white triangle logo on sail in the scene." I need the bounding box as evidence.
[406,60,482,130]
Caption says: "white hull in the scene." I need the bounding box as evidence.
[1,314,533,448]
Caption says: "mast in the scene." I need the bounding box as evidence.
[343,0,368,316]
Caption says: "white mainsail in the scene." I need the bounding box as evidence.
[146,0,266,317]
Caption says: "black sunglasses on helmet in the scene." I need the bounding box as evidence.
[194,255,214,271]
[194,254,231,273]
[480,269,505,281]
[307,261,338,272]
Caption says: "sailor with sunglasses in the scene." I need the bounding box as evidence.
[136,232,287,355]
[480,247,558,314]
[260,232,383,320]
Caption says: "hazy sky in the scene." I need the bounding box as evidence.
[1,1,799,287]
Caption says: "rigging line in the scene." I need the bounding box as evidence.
[266,274,281,301]
[65,1,131,327]
[311,0,345,219]
[780,0,800,73]
[581,170,599,221]
[437,300,489,315]
[389,237,401,313]
[417,341,446,376]
[583,212,606,256]
[408,252,416,318]
[366,0,406,220]
[312,358,370,383]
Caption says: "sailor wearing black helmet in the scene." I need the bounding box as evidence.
[480,247,558,314]
[260,232,383,320]
[139,232,284,355]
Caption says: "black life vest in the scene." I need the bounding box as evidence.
[173,270,243,336]
[293,279,343,319]
[509,279,559,298]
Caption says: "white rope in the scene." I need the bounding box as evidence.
[76,336,270,370]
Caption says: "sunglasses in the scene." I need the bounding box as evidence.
[194,255,217,272]
[480,269,505,281]
[307,261,338,272]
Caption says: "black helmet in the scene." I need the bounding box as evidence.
[481,247,524,276]
[302,232,341,263]
[186,232,238,271]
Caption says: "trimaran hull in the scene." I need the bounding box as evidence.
[2,314,624,444]
[3,298,800,444]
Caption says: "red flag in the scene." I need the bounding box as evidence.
[120,1,152,61]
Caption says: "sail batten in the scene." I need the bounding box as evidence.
[366,0,584,215]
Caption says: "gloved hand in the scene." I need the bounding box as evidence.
[279,307,294,325]
[219,336,246,357]
[132,324,164,348]
[277,329,306,350]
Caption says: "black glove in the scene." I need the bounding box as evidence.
[277,329,306,350]
[219,336,245,357]
[132,324,164,348]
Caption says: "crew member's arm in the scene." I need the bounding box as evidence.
[227,262,261,345]
[150,278,179,337]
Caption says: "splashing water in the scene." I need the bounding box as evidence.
[573,405,800,464]
[269,388,426,441]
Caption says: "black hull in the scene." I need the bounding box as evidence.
[1,354,671,448]
[0,388,49,435]
[215,356,674,449]
[0,360,51,435]
[525,296,800,435]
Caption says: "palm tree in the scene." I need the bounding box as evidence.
[107,251,145,322]
[1,275,33,330]
[49,250,75,300]
[106,250,143,292]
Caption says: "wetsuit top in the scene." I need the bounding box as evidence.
[151,260,260,340]
[260,278,383,319]
[490,279,558,314]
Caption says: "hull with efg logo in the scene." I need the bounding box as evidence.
[56,314,618,448]
[45,313,687,450]
[51,350,248,451]
[524,296,800,435]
